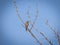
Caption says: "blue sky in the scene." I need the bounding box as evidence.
[0,0,60,45]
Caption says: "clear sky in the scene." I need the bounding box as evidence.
[0,0,60,45]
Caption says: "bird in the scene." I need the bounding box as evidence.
[25,21,29,31]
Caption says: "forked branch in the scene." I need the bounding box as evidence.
[29,22,53,45]
[27,28,42,45]
[46,19,60,45]
[13,1,42,45]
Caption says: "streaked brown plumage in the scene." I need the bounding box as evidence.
[25,21,29,31]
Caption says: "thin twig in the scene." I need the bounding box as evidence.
[13,0,24,24]
[30,2,39,31]
[29,22,53,45]
[27,5,30,21]
[13,0,42,45]
[46,19,60,45]
[19,22,42,45]
[27,28,42,45]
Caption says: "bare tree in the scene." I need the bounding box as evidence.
[13,0,60,45]
[13,0,42,45]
